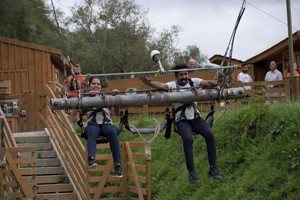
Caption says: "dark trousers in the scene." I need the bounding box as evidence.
[85,123,121,165]
[177,117,217,172]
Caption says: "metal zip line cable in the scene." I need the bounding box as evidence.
[246,0,298,31]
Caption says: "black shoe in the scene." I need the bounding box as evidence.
[188,171,200,184]
[88,157,98,168]
[208,166,223,180]
[113,163,123,177]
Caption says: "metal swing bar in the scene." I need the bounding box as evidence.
[50,87,245,111]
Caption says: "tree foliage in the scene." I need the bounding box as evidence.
[0,0,208,75]
[173,44,208,67]
[0,0,62,48]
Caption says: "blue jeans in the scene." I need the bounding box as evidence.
[85,123,121,165]
[176,117,217,172]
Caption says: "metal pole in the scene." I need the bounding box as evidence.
[286,0,295,100]
[84,65,237,78]
[50,87,245,110]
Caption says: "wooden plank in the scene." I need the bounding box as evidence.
[35,175,61,184]
[128,164,146,172]
[128,186,147,195]
[37,193,78,200]
[37,184,73,193]
[0,80,11,94]
[0,168,3,196]
[128,175,146,183]
[121,141,129,197]
[95,154,112,160]
[131,153,146,160]
[128,142,145,148]
[102,186,123,193]
[125,142,144,200]
[146,160,151,200]
[5,147,35,198]
[92,158,114,200]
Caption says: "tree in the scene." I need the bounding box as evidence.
[0,0,62,49]
[66,0,158,77]
[173,44,208,67]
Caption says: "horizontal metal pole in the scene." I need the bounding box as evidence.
[50,87,245,110]
[83,65,237,77]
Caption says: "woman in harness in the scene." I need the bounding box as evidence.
[84,77,122,177]
[139,64,223,184]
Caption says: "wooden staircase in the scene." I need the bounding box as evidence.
[13,130,78,200]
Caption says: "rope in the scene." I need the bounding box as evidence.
[50,0,81,98]
[214,99,237,123]
[128,118,162,144]
[53,111,79,136]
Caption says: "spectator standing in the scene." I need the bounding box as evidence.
[264,60,283,103]
[237,63,253,90]
[285,62,300,77]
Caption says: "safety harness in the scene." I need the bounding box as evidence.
[172,78,200,122]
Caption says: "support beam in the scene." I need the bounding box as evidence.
[50,88,245,110]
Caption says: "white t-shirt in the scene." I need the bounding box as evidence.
[166,78,202,122]
[237,72,252,90]
[265,69,283,82]
[264,69,283,97]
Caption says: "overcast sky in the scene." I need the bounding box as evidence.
[51,0,300,61]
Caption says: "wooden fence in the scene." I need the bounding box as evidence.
[89,142,151,200]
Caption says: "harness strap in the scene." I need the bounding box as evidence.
[174,78,199,120]
[90,108,111,124]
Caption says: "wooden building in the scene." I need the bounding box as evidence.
[210,30,300,82]
[245,30,300,81]
[0,36,73,132]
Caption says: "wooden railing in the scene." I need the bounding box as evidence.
[0,108,17,148]
[2,147,37,199]
[231,79,291,103]
[44,84,89,200]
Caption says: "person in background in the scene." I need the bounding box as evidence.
[264,60,283,104]
[83,77,122,177]
[237,63,252,105]
[67,64,86,98]
[285,62,300,77]
[139,64,223,184]
[187,58,196,69]
[237,63,253,90]
[67,64,86,125]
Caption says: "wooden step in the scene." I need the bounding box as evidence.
[37,183,74,193]
[14,135,50,143]
[37,192,78,200]
[18,143,53,151]
[19,158,60,168]
[13,131,47,137]
[36,158,61,167]
[20,150,57,158]
[35,175,69,184]
[36,166,65,175]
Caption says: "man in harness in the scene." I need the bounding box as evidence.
[139,64,223,184]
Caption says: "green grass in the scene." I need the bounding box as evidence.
[118,101,300,200]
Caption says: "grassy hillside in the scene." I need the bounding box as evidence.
[119,102,300,200]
